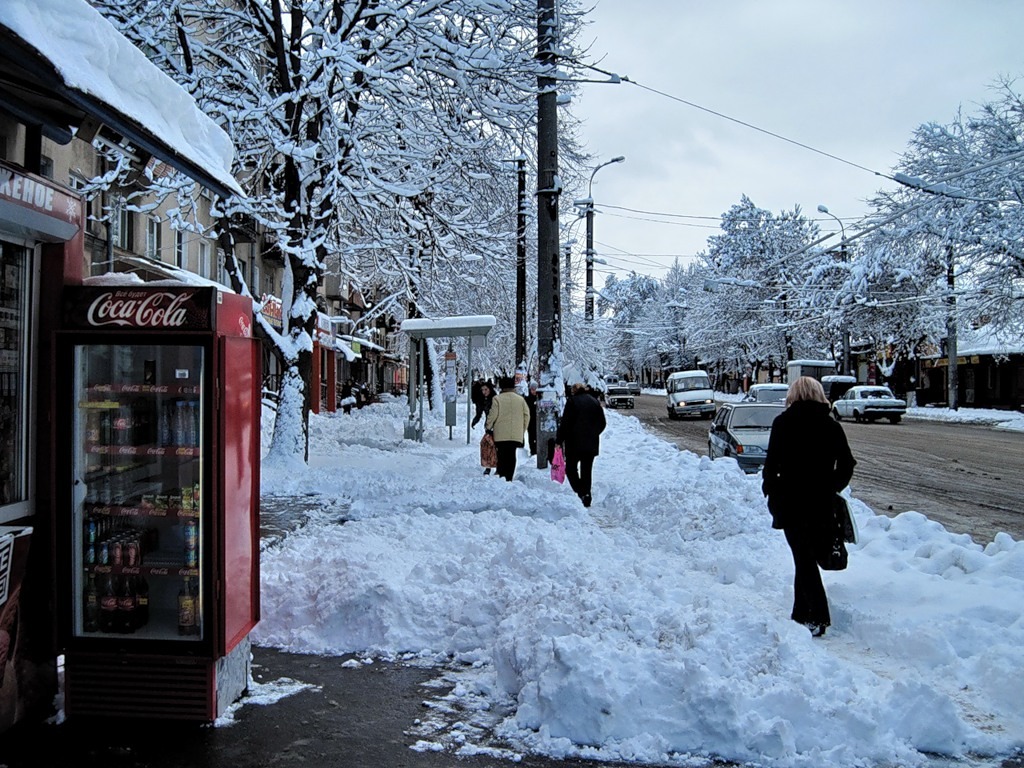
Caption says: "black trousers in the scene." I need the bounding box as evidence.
[565,450,596,499]
[784,525,830,628]
[495,441,520,481]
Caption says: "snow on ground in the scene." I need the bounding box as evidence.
[254,396,1023,768]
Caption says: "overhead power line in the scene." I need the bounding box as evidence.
[580,63,891,181]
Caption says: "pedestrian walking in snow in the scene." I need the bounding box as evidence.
[525,381,539,456]
[471,379,494,428]
[761,376,856,637]
[340,380,354,414]
[555,382,607,507]
[485,376,531,481]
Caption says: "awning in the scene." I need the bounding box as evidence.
[0,0,242,199]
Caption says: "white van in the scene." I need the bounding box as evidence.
[665,370,715,419]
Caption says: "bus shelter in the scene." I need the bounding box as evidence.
[400,315,496,443]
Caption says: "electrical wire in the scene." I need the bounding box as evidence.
[579,63,891,182]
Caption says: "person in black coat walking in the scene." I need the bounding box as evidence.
[525,381,539,456]
[555,383,607,507]
[761,376,856,637]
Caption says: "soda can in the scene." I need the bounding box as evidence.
[181,486,193,512]
[184,545,198,569]
[98,541,109,566]
[111,539,123,566]
[85,543,96,565]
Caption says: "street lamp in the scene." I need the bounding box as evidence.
[817,204,852,377]
[577,156,625,321]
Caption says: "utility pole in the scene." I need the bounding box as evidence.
[515,156,527,369]
[946,245,958,410]
[535,0,560,468]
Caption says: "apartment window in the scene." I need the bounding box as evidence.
[146,216,162,260]
[68,174,94,232]
[115,203,134,250]
[199,240,210,278]
[39,155,54,179]
[175,230,186,268]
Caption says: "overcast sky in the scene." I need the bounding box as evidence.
[572,0,1024,286]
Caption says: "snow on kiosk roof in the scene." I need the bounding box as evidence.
[400,315,496,339]
[0,0,242,199]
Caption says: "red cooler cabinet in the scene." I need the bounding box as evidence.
[54,285,260,721]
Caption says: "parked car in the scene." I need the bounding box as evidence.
[626,380,641,396]
[605,385,635,409]
[665,370,715,420]
[831,385,906,424]
[741,383,789,404]
[707,402,785,473]
[821,374,857,403]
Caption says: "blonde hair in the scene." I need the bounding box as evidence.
[786,376,828,407]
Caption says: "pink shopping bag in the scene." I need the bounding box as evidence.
[550,445,566,484]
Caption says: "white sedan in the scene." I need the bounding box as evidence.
[831,385,906,424]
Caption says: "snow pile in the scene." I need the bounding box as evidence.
[256,399,1024,768]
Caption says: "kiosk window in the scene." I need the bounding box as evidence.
[0,240,30,517]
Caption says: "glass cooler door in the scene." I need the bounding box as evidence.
[71,343,205,642]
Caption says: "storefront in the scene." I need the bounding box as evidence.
[2,0,244,730]
[0,162,84,731]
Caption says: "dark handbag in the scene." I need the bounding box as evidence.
[816,494,852,571]
[817,534,848,571]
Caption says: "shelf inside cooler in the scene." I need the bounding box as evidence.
[86,443,201,457]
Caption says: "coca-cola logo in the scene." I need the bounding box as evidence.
[86,291,194,328]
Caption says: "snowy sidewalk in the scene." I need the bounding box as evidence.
[252,399,1024,768]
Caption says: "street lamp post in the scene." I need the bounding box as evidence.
[817,204,852,377]
[579,156,624,321]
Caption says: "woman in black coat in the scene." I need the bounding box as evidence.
[762,376,856,637]
[555,383,607,507]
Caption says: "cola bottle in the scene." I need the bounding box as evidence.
[99,575,118,633]
[135,574,149,629]
[177,578,197,636]
[117,575,137,633]
[83,574,99,633]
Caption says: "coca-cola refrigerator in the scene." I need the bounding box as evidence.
[53,284,260,721]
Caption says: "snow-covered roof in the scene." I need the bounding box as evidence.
[0,0,242,198]
[401,315,496,338]
[957,324,1024,357]
[341,334,386,352]
[335,338,359,362]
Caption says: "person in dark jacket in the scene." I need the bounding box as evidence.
[762,376,856,638]
[471,380,494,428]
[555,383,607,507]
[525,381,539,456]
